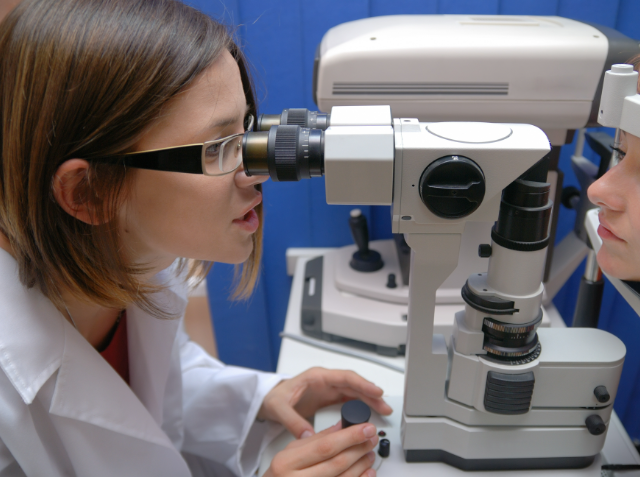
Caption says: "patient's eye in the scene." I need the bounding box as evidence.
[612,147,627,161]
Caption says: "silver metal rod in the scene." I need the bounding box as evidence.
[584,249,602,282]
[610,128,622,169]
[574,128,586,158]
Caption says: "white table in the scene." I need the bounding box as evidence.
[259,253,640,477]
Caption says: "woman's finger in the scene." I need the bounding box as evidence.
[284,422,341,450]
[337,452,376,477]
[269,400,316,439]
[306,434,379,477]
[288,423,377,470]
[336,390,393,416]
[319,369,385,398]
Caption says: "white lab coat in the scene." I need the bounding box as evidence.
[0,248,284,477]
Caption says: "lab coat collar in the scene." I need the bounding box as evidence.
[0,248,65,405]
[0,248,187,450]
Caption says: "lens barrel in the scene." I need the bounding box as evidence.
[491,159,553,252]
[257,108,331,131]
[243,125,324,181]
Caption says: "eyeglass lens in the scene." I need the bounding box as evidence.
[203,135,243,175]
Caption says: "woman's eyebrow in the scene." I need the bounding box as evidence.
[209,105,250,130]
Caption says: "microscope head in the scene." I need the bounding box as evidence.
[313,15,639,146]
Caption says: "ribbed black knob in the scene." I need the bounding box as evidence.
[378,438,390,458]
[283,108,309,127]
[272,125,299,181]
[478,244,492,258]
[341,400,371,429]
[585,415,606,436]
[386,274,397,289]
[419,155,485,219]
[594,386,610,403]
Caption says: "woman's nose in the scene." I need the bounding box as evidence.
[587,167,625,211]
[235,163,269,188]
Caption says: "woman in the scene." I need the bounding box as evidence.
[588,58,640,281]
[589,130,640,279]
[0,1,391,476]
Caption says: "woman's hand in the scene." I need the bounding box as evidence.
[264,421,379,477]
[258,367,392,439]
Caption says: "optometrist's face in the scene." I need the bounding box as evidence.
[120,50,267,271]
[588,132,640,280]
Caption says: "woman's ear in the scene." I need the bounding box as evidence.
[52,159,102,225]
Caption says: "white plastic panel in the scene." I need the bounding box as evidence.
[317,15,609,143]
[597,64,638,128]
[329,105,392,126]
[620,94,640,138]
[324,125,394,205]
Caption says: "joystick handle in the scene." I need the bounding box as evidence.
[348,209,384,272]
[349,209,369,254]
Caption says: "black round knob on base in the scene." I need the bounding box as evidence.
[594,386,610,403]
[341,400,371,429]
[386,273,397,289]
[378,438,390,458]
[350,250,384,272]
[585,414,606,436]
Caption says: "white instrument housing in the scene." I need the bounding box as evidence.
[314,15,639,145]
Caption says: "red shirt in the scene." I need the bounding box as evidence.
[99,311,129,384]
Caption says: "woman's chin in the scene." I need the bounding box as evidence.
[207,244,253,265]
[597,248,640,281]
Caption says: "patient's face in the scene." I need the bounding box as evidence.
[588,132,640,280]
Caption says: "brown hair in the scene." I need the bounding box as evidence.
[0,0,262,317]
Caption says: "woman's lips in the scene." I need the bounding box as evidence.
[597,223,624,242]
[232,208,259,233]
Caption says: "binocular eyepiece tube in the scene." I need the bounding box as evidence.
[256,108,331,131]
[242,124,324,182]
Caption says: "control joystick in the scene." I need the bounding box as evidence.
[349,209,384,272]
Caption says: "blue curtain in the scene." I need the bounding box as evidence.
[186,0,640,442]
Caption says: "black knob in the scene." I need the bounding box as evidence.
[419,155,485,219]
[478,244,492,258]
[594,386,610,403]
[349,210,383,272]
[386,273,397,289]
[341,400,371,429]
[378,438,390,458]
[561,186,580,210]
[585,414,606,436]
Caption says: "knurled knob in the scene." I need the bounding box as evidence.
[378,438,390,458]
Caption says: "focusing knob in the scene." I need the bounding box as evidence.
[594,386,610,403]
[585,414,606,436]
[341,400,371,428]
[419,155,485,218]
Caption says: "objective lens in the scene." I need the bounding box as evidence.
[257,108,331,131]
[243,125,324,181]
